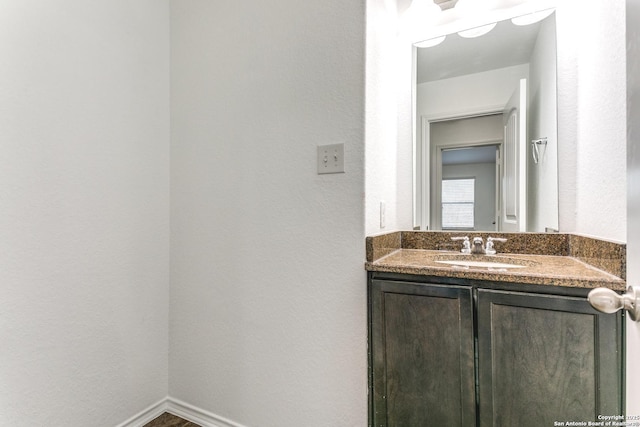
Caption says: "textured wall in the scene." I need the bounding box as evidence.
[549,0,626,241]
[0,1,170,425]
[365,0,412,234]
[169,1,367,426]
[568,0,627,242]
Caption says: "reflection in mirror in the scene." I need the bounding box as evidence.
[414,11,558,233]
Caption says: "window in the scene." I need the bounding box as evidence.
[442,178,475,229]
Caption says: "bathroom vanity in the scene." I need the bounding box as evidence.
[366,232,626,427]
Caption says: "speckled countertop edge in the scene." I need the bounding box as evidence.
[365,232,626,291]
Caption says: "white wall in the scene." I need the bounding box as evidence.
[170,1,366,426]
[366,0,414,234]
[527,14,558,232]
[0,1,170,425]
[555,0,626,242]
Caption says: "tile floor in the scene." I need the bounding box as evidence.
[143,412,201,427]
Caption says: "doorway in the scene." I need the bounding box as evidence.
[429,114,503,231]
[437,145,501,231]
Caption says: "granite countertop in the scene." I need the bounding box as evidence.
[366,249,626,290]
[365,232,627,291]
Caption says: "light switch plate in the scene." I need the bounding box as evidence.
[317,143,345,174]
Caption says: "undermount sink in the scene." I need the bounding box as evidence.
[434,254,538,271]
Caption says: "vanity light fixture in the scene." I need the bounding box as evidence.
[404,0,442,21]
[457,22,497,38]
[454,0,498,38]
[410,0,556,47]
[454,0,494,13]
[403,0,443,43]
[414,35,446,48]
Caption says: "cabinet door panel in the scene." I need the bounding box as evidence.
[370,280,475,427]
[477,289,622,427]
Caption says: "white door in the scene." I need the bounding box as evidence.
[502,79,527,232]
[626,0,640,414]
[495,146,501,231]
[627,147,640,416]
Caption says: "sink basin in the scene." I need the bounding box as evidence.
[435,260,526,269]
[433,254,537,271]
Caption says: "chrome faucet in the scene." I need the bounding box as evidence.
[451,236,471,254]
[471,237,485,254]
[485,237,507,255]
[452,236,508,255]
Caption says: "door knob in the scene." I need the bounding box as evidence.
[588,286,640,321]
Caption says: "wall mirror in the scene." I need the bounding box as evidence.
[413,9,558,233]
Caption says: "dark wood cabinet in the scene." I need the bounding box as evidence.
[369,275,623,427]
[370,280,476,426]
[476,289,623,427]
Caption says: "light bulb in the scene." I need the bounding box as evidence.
[402,0,443,43]
[454,0,499,38]
[415,35,446,48]
[458,22,497,38]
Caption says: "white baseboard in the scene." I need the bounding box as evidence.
[116,396,249,427]
[115,398,168,427]
[166,397,249,427]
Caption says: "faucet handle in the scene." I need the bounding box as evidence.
[485,237,507,255]
[451,236,471,254]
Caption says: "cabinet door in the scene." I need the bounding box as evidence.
[477,289,623,427]
[370,280,476,427]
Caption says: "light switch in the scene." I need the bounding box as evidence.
[317,143,345,174]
